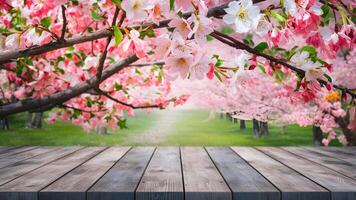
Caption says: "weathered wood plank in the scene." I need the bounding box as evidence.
[0,147,104,200]
[136,147,183,200]
[284,147,356,180]
[0,147,20,154]
[40,147,130,200]
[0,147,56,169]
[0,147,80,186]
[259,147,356,200]
[181,147,231,200]
[232,147,329,200]
[306,147,356,164]
[87,147,155,200]
[206,147,279,200]
[0,146,37,159]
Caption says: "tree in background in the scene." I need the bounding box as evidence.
[0,0,355,144]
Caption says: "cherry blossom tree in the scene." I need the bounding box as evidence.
[0,0,355,144]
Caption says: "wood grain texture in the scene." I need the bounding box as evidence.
[306,147,356,164]
[40,147,130,200]
[136,147,183,200]
[181,147,231,200]
[283,147,356,180]
[232,147,329,200]
[259,147,356,200]
[0,147,21,154]
[87,147,155,200]
[0,147,37,159]
[206,147,279,200]
[0,147,80,186]
[0,147,104,200]
[0,147,56,169]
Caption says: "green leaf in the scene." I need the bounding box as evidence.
[243,34,254,46]
[300,46,317,58]
[170,0,175,11]
[270,10,286,23]
[321,4,329,17]
[118,118,128,129]
[111,0,121,6]
[114,82,123,91]
[214,71,222,82]
[140,28,155,39]
[206,35,214,41]
[91,10,104,21]
[113,25,123,46]
[40,17,51,29]
[274,69,285,80]
[324,73,332,82]
[86,97,94,107]
[254,42,268,52]
[258,65,266,74]
[221,26,234,35]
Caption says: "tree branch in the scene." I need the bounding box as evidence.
[210,30,356,98]
[0,0,260,64]
[61,104,107,113]
[96,7,121,84]
[0,55,139,117]
[0,29,112,65]
[96,89,162,109]
[60,5,67,42]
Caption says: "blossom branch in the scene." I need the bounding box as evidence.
[61,104,107,113]
[128,61,165,67]
[0,55,139,117]
[96,89,162,109]
[96,7,121,84]
[60,5,67,42]
[0,0,268,65]
[210,30,356,98]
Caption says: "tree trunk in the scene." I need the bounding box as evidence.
[26,112,43,128]
[0,117,9,130]
[220,113,224,119]
[240,120,246,130]
[253,119,260,137]
[233,118,238,123]
[260,122,269,136]
[26,112,33,128]
[95,126,107,135]
[312,125,323,146]
[336,115,356,146]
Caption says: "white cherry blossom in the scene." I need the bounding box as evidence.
[121,0,154,21]
[223,0,262,33]
[166,52,194,79]
[291,51,323,81]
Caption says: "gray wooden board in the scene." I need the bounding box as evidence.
[232,147,329,200]
[181,147,232,200]
[39,147,130,200]
[259,147,356,200]
[0,147,80,186]
[0,147,104,200]
[136,147,184,200]
[87,147,155,200]
[0,147,21,154]
[283,147,356,180]
[206,147,279,200]
[339,147,356,154]
[0,146,37,159]
[306,147,356,164]
[0,147,56,169]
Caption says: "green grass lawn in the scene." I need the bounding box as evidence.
[0,111,157,146]
[0,109,326,146]
[165,110,314,146]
